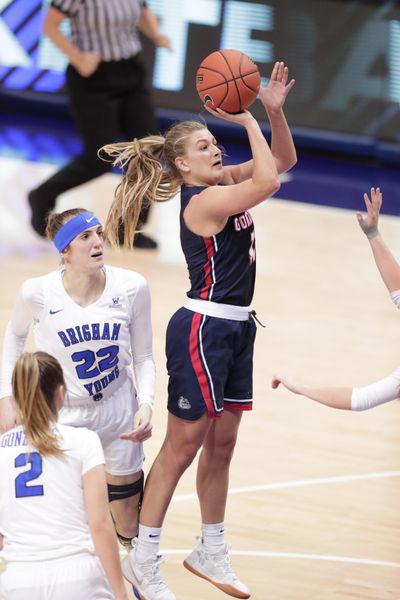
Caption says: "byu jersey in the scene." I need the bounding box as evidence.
[0,424,104,563]
[0,266,155,406]
[180,185,256,306]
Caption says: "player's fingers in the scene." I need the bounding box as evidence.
[204,104,219,116]
[363,192,371,209]
[271,377,281,389]
[270,61,279,80]
[274,61,283,81]
[371,187,382,207]
[119,432,138,441]
[284,78,295,94]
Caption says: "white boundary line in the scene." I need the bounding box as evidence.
[161,549,400,569]
[168,471,400,570]
[172,471,400,502]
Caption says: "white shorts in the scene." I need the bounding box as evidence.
[0,554,113,600]
[59,375,144,476]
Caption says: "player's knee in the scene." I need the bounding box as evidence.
[210,437,238,467]
[182,449,198,471]
[107,471,144,503]
[168,441,199,473]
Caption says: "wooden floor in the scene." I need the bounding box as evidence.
[1,166,400,599]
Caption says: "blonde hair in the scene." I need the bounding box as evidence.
[12,352,65,456]
[45,208,87,242]
[100,120,207,248]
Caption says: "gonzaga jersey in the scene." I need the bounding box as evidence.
[0,424,104,563]
[180,185,256,306]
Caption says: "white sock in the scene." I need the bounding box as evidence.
[135,524,162,563]
[201,522,225,553]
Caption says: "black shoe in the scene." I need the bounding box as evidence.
[28,189,53,237]
[132,233,158,249]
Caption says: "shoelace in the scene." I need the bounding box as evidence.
[141,555,169,590]
[196,536,237,579]
[212,547,236,576]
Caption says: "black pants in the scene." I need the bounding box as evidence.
[30,56,157,235]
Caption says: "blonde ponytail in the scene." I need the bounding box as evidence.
[101,120,207,248]
[12,352,65,456]
[100,136,181,248]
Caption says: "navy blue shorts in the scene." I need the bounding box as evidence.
[166,307,257,420]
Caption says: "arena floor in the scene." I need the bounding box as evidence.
[1,129,400,599]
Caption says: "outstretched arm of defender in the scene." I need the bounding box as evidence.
[271,374,352,410]
[357,188,400,293]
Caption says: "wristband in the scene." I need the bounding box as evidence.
[357,216,379,239]
[365,226,379,239]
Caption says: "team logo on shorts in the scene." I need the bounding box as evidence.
[178,396,191,410]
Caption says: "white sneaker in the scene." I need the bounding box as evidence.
[122,543,176,600]
[183,538,251,599]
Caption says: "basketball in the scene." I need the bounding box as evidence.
[196,49,261,114]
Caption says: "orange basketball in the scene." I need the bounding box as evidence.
[196,49,261,114]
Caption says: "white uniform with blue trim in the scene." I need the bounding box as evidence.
[350,290,400,409]
[0,424,113,599]
[0,265,155,475]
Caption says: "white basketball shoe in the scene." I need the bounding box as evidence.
[121,540,176,600]
[183,538,251,599]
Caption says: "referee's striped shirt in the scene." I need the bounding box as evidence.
[50,0,147,61]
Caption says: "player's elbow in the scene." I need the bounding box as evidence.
[285,153,297,172]
[253,176,280,200]
[266,176,281,196]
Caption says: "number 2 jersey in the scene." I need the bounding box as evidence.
[0,265,155,407]
[180,184,256,307]
[0,424,104,562]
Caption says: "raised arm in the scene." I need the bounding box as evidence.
[223,61,296,184]
[357,187,400,293]
[185,109,280,232]
[260,61,297,174]
[43,6,100,77]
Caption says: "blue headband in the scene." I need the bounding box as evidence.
[53,212,101,252]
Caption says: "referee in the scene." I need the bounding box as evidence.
[29,0,170,249]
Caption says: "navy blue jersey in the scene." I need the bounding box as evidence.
[180,185,256,306]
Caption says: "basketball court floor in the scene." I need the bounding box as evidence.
[0,121,400,599]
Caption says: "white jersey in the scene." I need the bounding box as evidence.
[351,368,400,410]
[350,288,400,410]
[0,424,104,563]
[0,265,155,407]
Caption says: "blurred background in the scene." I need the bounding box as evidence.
[0,0,399,221]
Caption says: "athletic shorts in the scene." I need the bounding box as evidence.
[0,554,113,600]
[166,300,257,420]
[59,375,144,476]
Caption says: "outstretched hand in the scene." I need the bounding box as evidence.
[356,187,382,239]
[271,374,302,395]
[259,61,295,114]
